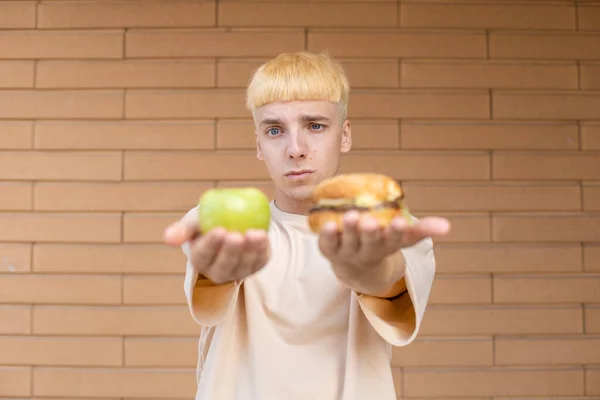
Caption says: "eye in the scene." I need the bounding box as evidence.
[310,123,325,131]
[266,127,281,136]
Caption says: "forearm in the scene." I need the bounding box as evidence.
[336,250,408,298]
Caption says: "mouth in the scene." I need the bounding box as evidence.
[285,170,314,179]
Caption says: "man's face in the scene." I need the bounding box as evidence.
[253,100,352,202]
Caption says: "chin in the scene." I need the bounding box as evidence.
[281,184,315,202]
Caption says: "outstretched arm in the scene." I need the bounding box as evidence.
[165,207,269,326]
[318,211,449,346]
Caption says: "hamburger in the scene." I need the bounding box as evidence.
[307,173,412,233]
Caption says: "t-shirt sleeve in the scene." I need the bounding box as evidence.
[356,234,436,347]
[180,207,241,327]
[182,240,242,327]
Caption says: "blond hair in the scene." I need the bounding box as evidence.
[245,51,350,120]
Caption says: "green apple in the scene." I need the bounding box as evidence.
[197,187,271,233]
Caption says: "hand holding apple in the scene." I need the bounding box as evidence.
[164,187,272,285]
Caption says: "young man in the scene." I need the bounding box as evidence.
[164,51,450,400]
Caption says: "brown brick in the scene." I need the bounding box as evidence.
[582,122,600,150]
[0,1,35,28]
[123,213,182,243]
[32,397,127,400]
[421,305,582,335]
[403,367,584,397]
[0,213,121,243]
[0,275,121,305]
[219,2,396,27]
[493,91,600,120]
[35,182,211,212]
[38,0,215,28]
[401,398,487,400]
[32,305,200,336]
[126,89,246,119]
[579,4,600,30]
[392,337,493,367]
[0,336,122,366]
[493,151,600,180]
[420,213,490,243]
[401,60,577,89]
[434,244,582,274]
[585,245,600,272]
[37,60,215,89]
[489,32,600,60]
[401,2,575,30]
[0,61,34,88]
[33,367,196,398]
[583,182,600,211]
[0,121,33,149]
[34,244,185,274]
[125,337,197,367]
[0,367,31,396]
[401,121,579,150]
[216,119,400,150]
[586,306,600,333]
[589,368,600,395]
[494,275,600,304]
[221,0,395,2]
[429,275,492,304]
[0,182,32,210]
[123,275,184,305]
[0,90,124,119]
[217,58,400,88]
[0,30,123,59]
[342,152,490,180]
[492,397,598,400]
[35,120,214,150]
[0,305,31,334]
[495,336,600,366]
[351,90,489,118]
[0,151,121,181]
[126,28,304,58]
[308,29,487,58]
[403,182,581,212]
[493,213,600,242]
[124,151,267,180]
[0,244,32,274]
[581,63,600,90]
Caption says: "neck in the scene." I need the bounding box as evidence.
[273,188,315,215]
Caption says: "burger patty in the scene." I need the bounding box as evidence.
[309,197,404,213]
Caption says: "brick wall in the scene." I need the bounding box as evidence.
[1,0,599,398]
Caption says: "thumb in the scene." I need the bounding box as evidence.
[163,218,199,247]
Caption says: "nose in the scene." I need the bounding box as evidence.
[286,131,308,160]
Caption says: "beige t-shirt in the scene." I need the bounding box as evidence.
[182,201,436,400]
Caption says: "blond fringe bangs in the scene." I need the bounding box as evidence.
[245,52,350,116]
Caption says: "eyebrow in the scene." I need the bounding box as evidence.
[259,117,283,126]
[301,114,330,122]
[259,114,330,126]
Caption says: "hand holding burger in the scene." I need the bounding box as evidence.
[309,173,451,298]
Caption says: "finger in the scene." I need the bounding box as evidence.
[414,217,451,237]
[338,211,361,256]
[358,215,384,256]
[189,228,226,272]
[205,232,245,284]
[318,221,341,258]
[237,229,267,275]
[164,218,199,247]
[384,216,409,251]
[387,216,451,249]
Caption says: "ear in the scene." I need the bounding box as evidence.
[255,130,264,160]
[340,119,352,153]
